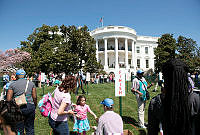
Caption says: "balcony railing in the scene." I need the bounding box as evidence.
[99,48,105,51]
[98,47,132,51]
[108,46,114,50]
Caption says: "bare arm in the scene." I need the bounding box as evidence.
[131,88,143,96]
[57,102,74,115]
[6,89,13,101]
[90,110,98,122]
[32,88,37,107]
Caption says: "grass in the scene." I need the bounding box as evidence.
[1,81,161,135]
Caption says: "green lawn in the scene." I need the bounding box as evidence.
[0,82,161,135]
[33,82,160,135]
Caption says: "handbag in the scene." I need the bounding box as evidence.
[14,80,29,106]
[145,90,150,100]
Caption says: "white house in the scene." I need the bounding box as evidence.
[90,26,159,75]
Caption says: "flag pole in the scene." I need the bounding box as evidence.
[102,17,103,27]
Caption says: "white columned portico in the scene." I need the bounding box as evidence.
[91,26,158,76]
[150,47,155,71]
[125,38,128,69]
[141,46,145,70]
[104,38,108,69]
[131,40,135,70]
[115,37,119,69]
[96,39,99,62]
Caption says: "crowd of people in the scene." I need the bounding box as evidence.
[0,69,123,135]
[0,58,200,135]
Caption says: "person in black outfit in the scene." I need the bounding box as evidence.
[148,87,165,135]
[75,73,86,95]
[148,59,200,135]
[188,86,199,135]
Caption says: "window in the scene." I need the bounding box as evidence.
[145,47,148,54]
[136,46,140,53]
[146,60,149,68]
[137,59,140,68]
[128,59,131,65]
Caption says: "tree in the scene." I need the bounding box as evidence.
[20,24,102,75]
[154,34,200,73]
[154,34,176,73]
[176,36,198,71]
[20,24,61,74]
[61,25,102,73]
[0,49,31,70]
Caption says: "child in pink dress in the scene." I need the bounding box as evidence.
[73,95,98,135]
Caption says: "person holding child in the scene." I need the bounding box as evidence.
[48,75,76,135]
[73,95,98,135]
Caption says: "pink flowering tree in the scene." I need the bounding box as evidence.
[0,49,31,69]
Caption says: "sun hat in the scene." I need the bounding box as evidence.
[100,98,114,108]
[16,69,26,76]
[136,70,144,74]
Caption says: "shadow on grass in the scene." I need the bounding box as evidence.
[122,116,138,126]
[122,116,147,135]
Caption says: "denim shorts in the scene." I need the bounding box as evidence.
[49,116,69,135]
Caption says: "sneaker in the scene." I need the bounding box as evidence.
[139,125,147,129]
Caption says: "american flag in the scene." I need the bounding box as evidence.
[99,17,104,27]
[99,17,103,22]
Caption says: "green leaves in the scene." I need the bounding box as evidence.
[155,34,200,73]
[154,34,176,73]
[20,24,102,75]
[176,36,199,72]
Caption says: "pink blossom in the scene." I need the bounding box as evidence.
[0,49,31,69]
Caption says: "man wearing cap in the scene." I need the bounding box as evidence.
[94,98,123,135]
[6,69,37,135]
[131,69,152,128]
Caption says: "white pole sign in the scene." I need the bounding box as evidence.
[126,72,129,81]
[115,69,125,96]
[86,72,90,82]
[41,73,45,83]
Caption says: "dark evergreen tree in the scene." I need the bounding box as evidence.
[154,34,176,73]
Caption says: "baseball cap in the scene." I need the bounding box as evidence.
[100,98,114,108]
[16,69,26,76]
[136,70,144,74]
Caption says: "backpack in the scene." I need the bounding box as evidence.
[38,92,55,117]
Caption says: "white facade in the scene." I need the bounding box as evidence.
[90,26,159,75]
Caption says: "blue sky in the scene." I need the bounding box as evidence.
[0,0,199,51]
